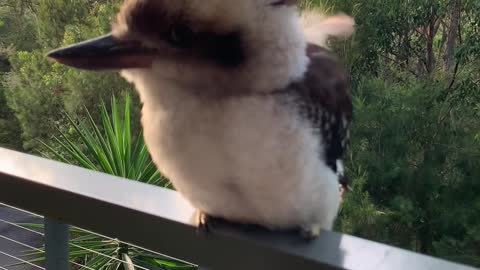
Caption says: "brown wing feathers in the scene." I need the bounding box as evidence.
[285,44,352,185]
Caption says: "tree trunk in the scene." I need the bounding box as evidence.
[444,0,462,71]
[438,22,448,61]
[426,20,436,73]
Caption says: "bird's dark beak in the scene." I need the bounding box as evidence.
[47,34,157,71]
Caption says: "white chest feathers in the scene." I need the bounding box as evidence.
[133,80,340,230]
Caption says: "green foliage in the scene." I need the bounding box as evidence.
[0,0,42,151]
[0,1,39,51]
[20,219,194,269]
[36,0,89,49]
[303,0,480,265]
[56,1,131,118]
[3,50,64,150]
[42,94,167,184]
[0,77,22,149]
[32,94,188,269]
[336,166,391,241]
[304,0,479,77]
[338,73,480,263]
[1,0,136,151]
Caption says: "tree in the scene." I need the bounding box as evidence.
[0,61,22,150]
[338,75,479,263]
[3,51,65,150]
[302,0,479,266]
[444,0,461,71]
[2,0,138,151]
[36,0,89,49]
[0,0,38,51]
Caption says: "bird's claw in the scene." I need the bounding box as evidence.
[300,225,322,240]
[195,211,211,234]
[339,184,353,202]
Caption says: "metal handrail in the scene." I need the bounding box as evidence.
[0,148,477,270]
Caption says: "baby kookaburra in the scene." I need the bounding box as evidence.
[48,0,354,237]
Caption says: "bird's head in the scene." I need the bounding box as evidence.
[48,0,311,95]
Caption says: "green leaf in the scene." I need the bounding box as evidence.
[35,92,179,269]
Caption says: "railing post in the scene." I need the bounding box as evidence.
[45,218,70,270]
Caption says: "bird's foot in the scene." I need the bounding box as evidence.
[195,210,211,234]
[300,225,322,240]
[340,184,346,202]
[339,184,353,202]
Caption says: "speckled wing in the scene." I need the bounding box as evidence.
[287,44,353,187]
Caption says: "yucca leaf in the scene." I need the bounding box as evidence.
[124,94,132,177]
[147,171,167,186]
[16,223,44,230]
[53,135,96,170]
[85,252,116,269]
[135,144,151,178]
[135,256,196,270]
[111,95,126,176]
[142,161,161,183]
[130,130,146,178]
[84,108,117,174]
[34,93,183,270]
[64,113,101,159]
[5,256,46,267]
[38,140,71,165]
[55,116,100,169]
[132,260,166,270]
[101,101,124,177]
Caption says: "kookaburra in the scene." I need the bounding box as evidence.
[48,0,354,237]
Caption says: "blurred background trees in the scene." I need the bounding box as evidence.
[306,0,480,265]
[0,0,478,267]
[0,0,136,151]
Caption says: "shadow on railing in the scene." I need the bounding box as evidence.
[0,148,477,270]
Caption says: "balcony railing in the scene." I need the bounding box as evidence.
[0,147,477,270]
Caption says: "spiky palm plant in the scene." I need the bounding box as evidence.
[42,94,168,186]
[17,93,193,270]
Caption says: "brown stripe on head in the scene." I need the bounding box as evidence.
[113,0,240,45]
[114,0,177,39]
[111,0,247,69]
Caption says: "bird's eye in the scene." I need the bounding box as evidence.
[168,24,195,48]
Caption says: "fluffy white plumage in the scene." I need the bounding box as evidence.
[120,2,353,231]
[49,0,355,233]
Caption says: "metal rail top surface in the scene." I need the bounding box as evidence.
[0,148,477,270]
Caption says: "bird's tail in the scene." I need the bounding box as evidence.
[300,10,355,47]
